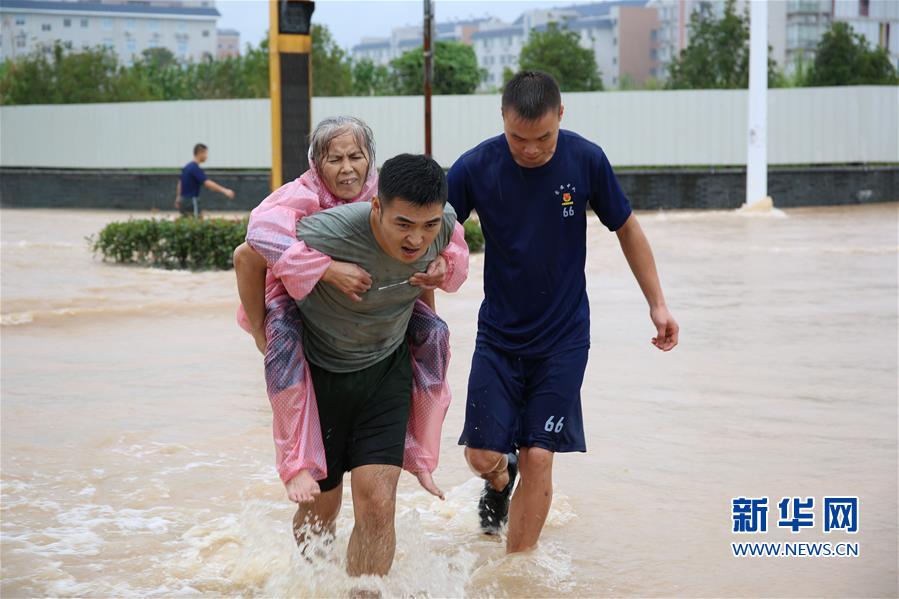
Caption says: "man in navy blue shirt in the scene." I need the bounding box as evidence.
[448,71,679,553]
[175,143,235,217]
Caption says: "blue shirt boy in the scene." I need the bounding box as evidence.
[180,161,207,198]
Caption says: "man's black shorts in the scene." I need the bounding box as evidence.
[309,342,412,492]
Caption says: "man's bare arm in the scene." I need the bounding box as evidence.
[615,214,679,351]
[233,242,269,354]
[204,179,235,199]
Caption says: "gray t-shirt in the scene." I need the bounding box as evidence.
[296,201,457,373]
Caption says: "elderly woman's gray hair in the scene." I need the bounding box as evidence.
[308,116,376,174]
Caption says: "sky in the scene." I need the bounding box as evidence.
[216,0,598,51]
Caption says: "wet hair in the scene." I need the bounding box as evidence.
[193,143,208,156]
[308,116,375,176]
[501,70,562,121]
[378,154,447,208]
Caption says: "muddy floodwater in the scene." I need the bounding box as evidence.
[1,204,896,597]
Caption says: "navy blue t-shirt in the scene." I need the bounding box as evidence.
[447,129,632,357]
[180,161,207,198]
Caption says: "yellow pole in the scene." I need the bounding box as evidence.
[269,0,314,192]
[269,0,282,193]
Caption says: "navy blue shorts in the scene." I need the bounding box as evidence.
[458,343,589,454]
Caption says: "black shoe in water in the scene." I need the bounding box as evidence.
[478,452,518,535]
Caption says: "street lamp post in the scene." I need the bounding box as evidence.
[744,0,770,209]
[423,0,434,157]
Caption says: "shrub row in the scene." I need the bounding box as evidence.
[90,217,247,270]
[463,220,485,253]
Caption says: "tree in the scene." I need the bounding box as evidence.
[352,58,392,96]
[0,42,153,104]
[502,66,515,87]
[390,40,484,95]
[311,23,352,96]
[0,24,359,104]
[140,47,177,69]
[130,37,266,101]
[807,22,898,86]
[131,49,188,100]
[238,38,270,98]
[518,22,603,91]
[666,0,781,89]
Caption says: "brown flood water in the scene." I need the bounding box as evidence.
[1,204,896,597]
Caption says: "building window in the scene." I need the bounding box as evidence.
[613,37,618,46]
[16,33,26,48]
[202,30,210,37]
[41,23,51,31]
[148,20,159,30]
[126,38,136,53]
[64,18,71,28]
[81,18,89,28]
[650,48,658,59]
[126,19,136,29]
[613,56,618,65]
[860,0,869,17]
[177,22,187,32]
[103,38,114,49]
[178,41,188,55]
[613,76,618,85]
[651,29,657,40]
[148,38,158,48]
[102,18,113,30]
[15,16,25,26]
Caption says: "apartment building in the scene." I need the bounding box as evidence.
[472,1,658,90]
[216,26,239,59]
[1,0,220,65]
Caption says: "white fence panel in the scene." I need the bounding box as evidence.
[1,87,896,169]
[0,99,271,169]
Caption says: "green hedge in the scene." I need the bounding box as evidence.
[90,216,484,271]
[90,217,247,270]
[463,220,484,253]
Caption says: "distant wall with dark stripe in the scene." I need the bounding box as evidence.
[1,166,896,212]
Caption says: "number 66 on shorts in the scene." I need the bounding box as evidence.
[544,416,565,433]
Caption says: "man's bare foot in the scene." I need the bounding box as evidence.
[414,470,445,500]
[286,470,320,504]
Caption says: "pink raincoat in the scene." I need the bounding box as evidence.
[237,157,469,484]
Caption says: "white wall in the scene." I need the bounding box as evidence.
[1,87,896,169]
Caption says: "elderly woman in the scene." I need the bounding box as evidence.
[234,116,468,517]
